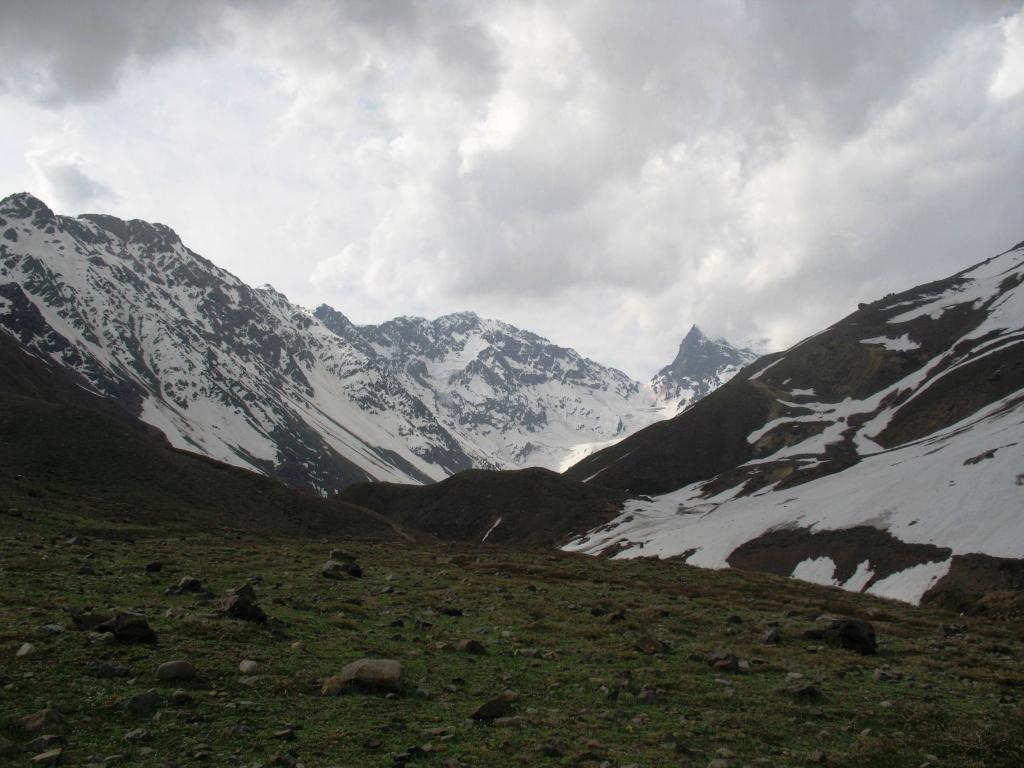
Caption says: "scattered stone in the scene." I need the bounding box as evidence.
[219,594,267,624]
[96,613,157,644]
[228,583,257,602]
[68,610,112,631]
[164,607,187,620]
[239,659,258,674]
[471,695,513,721]
[156,660,196,682]
[321,659,402,695]
[123,690,164,717]
[29,749,62,765]
[706,649,740,672]
[763,627,782,645]
[145,562,163,574]
[273,728,297,741]
[783,684,824,703]
[458,639,486,655]
[608,609,627,623]
[322,559,362,579]
[17,709,65,736]
[170,690,192,705]
[123,728,149,742]
[24,735,64,753]
[239,676,260,687]
[805,616,877,655]
[17,642,36,657]
[634,636,667,655]
[177,576,203,593]
[39,624,65,635]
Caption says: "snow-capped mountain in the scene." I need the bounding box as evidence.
[316,307,656,471]
[649,324,762,418]
[565,240,1024,605]
[0,192,676,492]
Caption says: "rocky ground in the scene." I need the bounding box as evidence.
[1,505,1022,768]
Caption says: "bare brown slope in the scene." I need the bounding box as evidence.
[337,467,626,546]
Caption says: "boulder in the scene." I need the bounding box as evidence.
[16,709,65,736]
[808,616,877,655]
[321,659,402,695]
[96,613,157,644]
[471,694,514,721]
[706,649,740,672]
[122,690,163,717]
[322,559,362,580]
[219,594,267,624]
[177,576,203,593]
[156,660,196,682]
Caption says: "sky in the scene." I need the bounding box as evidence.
[1,0,1022,379]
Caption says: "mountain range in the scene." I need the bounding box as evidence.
[0,192,751,494]
[3,191,1021,607]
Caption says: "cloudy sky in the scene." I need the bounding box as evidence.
[1,0,1022,378]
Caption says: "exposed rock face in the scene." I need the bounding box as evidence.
[649,325,761,417]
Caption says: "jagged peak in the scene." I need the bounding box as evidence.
[0,191,56,222]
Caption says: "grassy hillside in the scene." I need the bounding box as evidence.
[1,504,1022,767]
[338,467,625,546]
[0,392,401,539]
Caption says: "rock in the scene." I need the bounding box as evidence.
[706,649,739,672]
[239,659,258,674]
[228,583,257,602]
[762,627,782,645]
[322,559,362,580]
[17,709,65,736]
[329,548,357,562]
[17,642,36,657]
[123,690,164,717]
[219,594,267,624]
[145,562,162,573]
[29,749,62,765]
[458,639,486,655]
[177,576,203,593]
[239,676,260,686]
[321,659,402,695]
[25,735,64,753]
[0,736,17,757]
[39,624,65,635]
[807,616,877,655]
[782,684,824,703]
[634,636,667,655]
[833,618,877,655]
[170,690,192,705]
[69,610,112,631]
[156,660,196,682]
[96,613,157,644]
[164,607,187,620]
[471,695,513,721]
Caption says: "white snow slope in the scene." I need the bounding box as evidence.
[566,242,1024,604]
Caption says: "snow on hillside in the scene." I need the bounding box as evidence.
[566,243,1024,604]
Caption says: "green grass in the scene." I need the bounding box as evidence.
[2,504,1022,767]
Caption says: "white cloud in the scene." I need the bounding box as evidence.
[0,0,1022,379]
